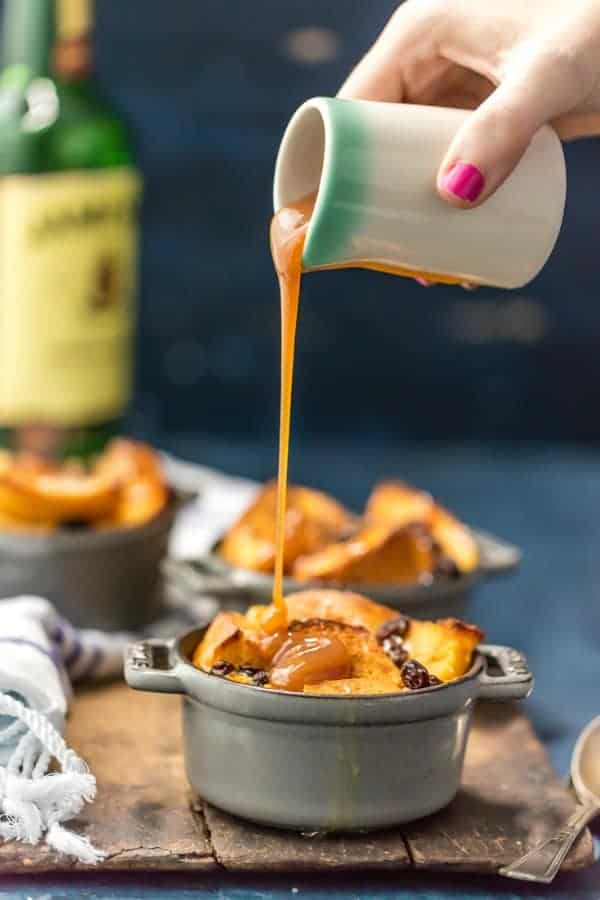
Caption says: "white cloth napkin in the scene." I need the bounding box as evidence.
[0,459,257,864]
[163,454,258,560]
[0,596,110,863]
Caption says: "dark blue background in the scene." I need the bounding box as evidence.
[83,0,600,443]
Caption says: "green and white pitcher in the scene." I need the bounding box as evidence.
[273,97,566,289]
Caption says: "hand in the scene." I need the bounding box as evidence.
[340,0,600,208]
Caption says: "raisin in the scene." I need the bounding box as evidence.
[62,519,89,531]
[210,661,234,677]
[381,634,409,667]
[434,555,461,580]
[401,659,431,690]
[238,666,260,677]
[237,666,269,686]
[376,615,409,643]
[428,674,442,686]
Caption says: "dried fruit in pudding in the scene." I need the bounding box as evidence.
[192,589,483,696]
[219,481,357,574]
[379,633,409,667]
[376,615,409,642]
[401,659,432,690]
[376,613,410,667]
[210,661,235,677]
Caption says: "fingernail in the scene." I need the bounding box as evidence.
[441,162,484,203]
[461,282,478,291]
[415,277,431,287]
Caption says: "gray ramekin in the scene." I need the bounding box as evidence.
[0,497,180,631]
[163,529,521,621]
[125,627,533,831]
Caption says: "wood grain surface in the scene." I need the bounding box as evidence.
[0,683,592,875]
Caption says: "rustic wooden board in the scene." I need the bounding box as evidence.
[0,683,592,875]
[403,704,593,873]
[201,802,411,872]
[0,684,215,873]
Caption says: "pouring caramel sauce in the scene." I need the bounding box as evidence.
[264,190,462,685]
[264,193,313,634]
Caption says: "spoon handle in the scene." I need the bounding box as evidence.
[500,802,597,883]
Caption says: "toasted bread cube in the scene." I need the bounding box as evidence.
[284,592,483,684]
[283,590,395,633]
[430,507,478,573]
[365,481,434,529]
[405,618,483,682]
[366,480,479,574]
[192,589,484,692]
[293,524,436,584]
[219,481,357,574]
[305,676,399,695]
[192,611,267,671]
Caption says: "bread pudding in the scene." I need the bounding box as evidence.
[0,439,168,532]
[292,522,440,584]
[219,480,357,575]
[192,589,483,695]
[366,482,479,574]
[218,479,478,584]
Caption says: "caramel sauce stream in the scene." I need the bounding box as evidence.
[266,193,314,631]
[267,191,461,635]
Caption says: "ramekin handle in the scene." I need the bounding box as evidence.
[125,639,184,694]
[477,644,534,701]
[476,531,521,575]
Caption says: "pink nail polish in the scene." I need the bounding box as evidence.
[415,277,430,287]
[441,162,484,203]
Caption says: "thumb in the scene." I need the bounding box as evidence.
[437,51,579,208]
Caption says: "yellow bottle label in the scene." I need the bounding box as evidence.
[58,0,92,40]
[0,167,141,426]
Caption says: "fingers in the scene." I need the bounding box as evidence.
[338,43,404,103]
[413,278,476,290]
[437,47,586,208]
[340,5,594,212]
[338,2,431,102]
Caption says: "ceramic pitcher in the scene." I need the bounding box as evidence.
[273,97,566,289]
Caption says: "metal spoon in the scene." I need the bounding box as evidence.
[500,715,600,883]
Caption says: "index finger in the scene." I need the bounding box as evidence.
[337,4,427,101]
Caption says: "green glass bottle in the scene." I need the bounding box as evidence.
[0,0,141,458]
